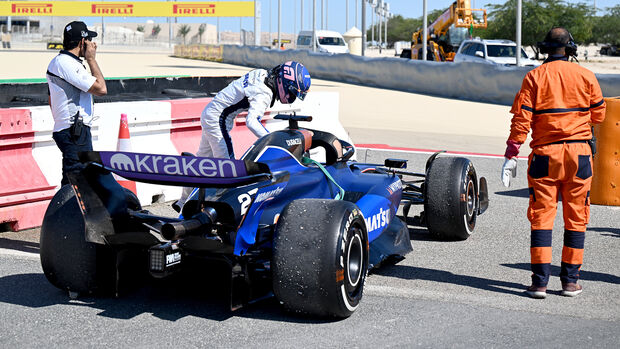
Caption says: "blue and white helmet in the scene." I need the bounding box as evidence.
[276,61,311,104]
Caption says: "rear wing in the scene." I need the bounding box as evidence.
[80,151,271,187]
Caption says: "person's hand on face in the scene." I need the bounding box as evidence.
[82,38,97,61]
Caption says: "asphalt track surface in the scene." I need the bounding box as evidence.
[1,150,619,348]
[1,50,619,347]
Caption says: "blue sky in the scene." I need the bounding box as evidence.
[85,0,619,34]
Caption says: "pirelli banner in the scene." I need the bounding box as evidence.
[0,1,254,17]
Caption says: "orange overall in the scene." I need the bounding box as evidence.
[507,56,606,286]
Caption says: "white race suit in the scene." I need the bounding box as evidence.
[178,69,275,207]
[198,68,274,159]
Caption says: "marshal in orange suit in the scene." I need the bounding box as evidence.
[501,27,606,299]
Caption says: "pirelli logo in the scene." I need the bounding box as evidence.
[11,3,52,14]
[173,3,215,15]
[0,1,251,17]
[91,4,134,15]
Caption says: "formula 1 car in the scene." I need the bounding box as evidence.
[40,114,488,318]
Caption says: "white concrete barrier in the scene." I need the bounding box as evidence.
[17,91,349,209]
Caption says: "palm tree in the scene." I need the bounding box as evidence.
[198,23,206,44]
[178,24,191,45]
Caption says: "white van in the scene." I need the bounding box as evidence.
[296,30,349,54]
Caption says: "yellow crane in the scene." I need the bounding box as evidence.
[410,0,487,62]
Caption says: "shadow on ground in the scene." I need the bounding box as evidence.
[375,264,526,296]
[401,215,470,242]
[589,226,620,238]
[495,188,530,198]
[0,270,337,324]
[502,263,620,285]
[0,238,39,254]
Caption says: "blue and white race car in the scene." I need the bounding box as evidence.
[40,114,488,318]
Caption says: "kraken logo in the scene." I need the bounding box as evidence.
[109,153,135,171]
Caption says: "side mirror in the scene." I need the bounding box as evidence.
[384,158,408,169]
[475,50,484,58]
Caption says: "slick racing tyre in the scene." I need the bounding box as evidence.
[273,199,368,318]
[425,157,478,240]
[40,185,116,295]
[123,187,141,211]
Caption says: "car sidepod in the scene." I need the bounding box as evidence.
[343,170,412,268]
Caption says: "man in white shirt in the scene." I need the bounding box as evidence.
[47,21,107,186]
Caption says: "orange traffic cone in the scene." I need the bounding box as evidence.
[115,113,137,194]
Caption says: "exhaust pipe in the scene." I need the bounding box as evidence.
[161,207,217,240]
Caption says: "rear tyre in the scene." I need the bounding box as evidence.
[40,185,116,295]
[273,199,368,318]
[425,157,478,240]
[123,187,141,211]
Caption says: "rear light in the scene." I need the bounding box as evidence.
[149,242,183,278]
[149,249,165,272]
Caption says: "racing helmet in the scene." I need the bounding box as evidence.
[276,61,311,104]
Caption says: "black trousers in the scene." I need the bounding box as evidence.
[52,125,93,186]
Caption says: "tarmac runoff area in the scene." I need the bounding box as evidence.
[0,47,619,347]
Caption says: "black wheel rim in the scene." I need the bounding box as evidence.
[347,232,363,287]
[466,178,475,218]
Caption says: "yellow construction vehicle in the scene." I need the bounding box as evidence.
[410,0,487,62]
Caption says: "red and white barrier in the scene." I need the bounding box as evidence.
[0,92,347,230]
[0,109,56,230]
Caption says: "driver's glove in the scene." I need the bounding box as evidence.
[501,157,517,187]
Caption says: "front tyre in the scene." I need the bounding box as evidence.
[425,157,478,240]
[272,199,368,318]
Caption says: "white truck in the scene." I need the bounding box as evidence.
[296,30,349,54]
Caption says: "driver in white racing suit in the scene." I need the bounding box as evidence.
[175,61,312,210]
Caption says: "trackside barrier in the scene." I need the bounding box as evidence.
[167,92,350,161]
[0,76,236,109]
[591,97,620,206]
[0,109,56,230]
[26,101,181,206]
[175,44,620,105]
[0,91,347,230]
[98,102,181,205]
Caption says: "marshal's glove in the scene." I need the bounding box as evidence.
[501,157,517,187]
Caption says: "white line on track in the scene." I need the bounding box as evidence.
[363,284,506,306]
[0,248,39,260]
[365,283,528,311]
[365,284,459,300]
[356,146,529,160]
